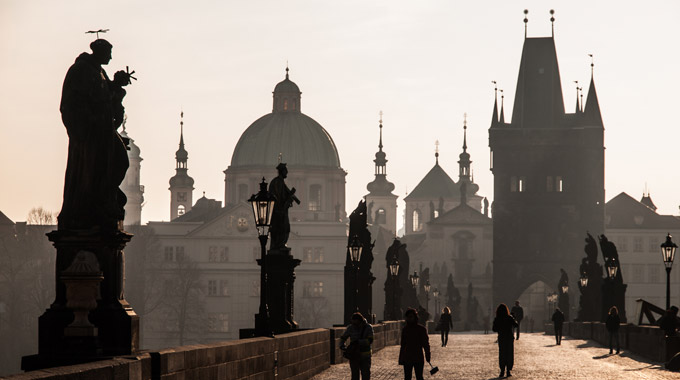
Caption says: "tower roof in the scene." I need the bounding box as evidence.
[583,75,603,126]
[405,161,458,201]
[640,192,657,211]
[176,112,188,162]
[510,37,565,128]
[367,115,395,196]
[490,86,499,127]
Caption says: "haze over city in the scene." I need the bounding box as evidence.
[1,0,679,227]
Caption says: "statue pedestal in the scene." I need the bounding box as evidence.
[261,248,300,334]
[22,228,139,371]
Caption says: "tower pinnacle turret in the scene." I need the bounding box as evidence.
[366,112,398,234]
[169,111,194,220]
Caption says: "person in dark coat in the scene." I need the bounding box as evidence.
[439,307,453,347]
[510,301,524,340]
[492,303,518,378]
[340,312,374,380]
[605,306,621,354]
[551,308,565,345]
[658,306,679,337]
[399,308,431,380]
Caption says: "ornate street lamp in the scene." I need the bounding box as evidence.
[661,233,677,310]
[579,273,588,288]
[424,280,431,318]
[561,285,569,294]
[410,271,420,288]
[606,258,618,280]
[349,235,363,312]
[388,257,400,320]
[248,178,276,337]
[432,288,440,317]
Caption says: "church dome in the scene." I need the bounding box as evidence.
[229,69,341,169]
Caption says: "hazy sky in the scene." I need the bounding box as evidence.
[1,1,679,229]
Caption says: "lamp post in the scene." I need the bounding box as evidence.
[562,285,569,295]
[661,233,677,310]
[579,273,588,288]
[389,257,400,320]
[432,288,440,318]
[409,271,419,310]
[248,178,276,337]
[606,258,618,280]
[349,235,363,312]
[424,280,431,319]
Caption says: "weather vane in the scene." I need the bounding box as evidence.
[85,29,109,39]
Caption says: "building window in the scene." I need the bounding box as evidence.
[618,237,628,252]
[633,237,643,252]
[556,176,563,192]
[433,210,439,219]
[309,185,322,211]
[219,280,229,296]
[633,264,644,283]
[220,247,229,262]
[649,265,660,283]
[302,247,324,263]
[238,184,249,202]
[207,280,217,296]
[208,313,229,332]
[164,246,174,262]
[208,246,218,262]
[376,208,387,225]
[177,204,186,217]
[518,177,526,192]
[283,99,288,111]
[649,238,658,253]
[412,209,422,232]
[177,192,187,202]
[303,281,324,297]
[251,280,260,296]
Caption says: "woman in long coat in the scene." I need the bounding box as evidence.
[492,303,518,378]
[439,307,453,347]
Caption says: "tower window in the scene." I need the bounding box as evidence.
[177,192,187,202]
[412,209,423,232]
[518,177,526,192]
[433,210,439,219]
[376,208,386,225]
[309,185,322,211]
[177,204,186,216]
[283,99,288,111]
[238,184,249,202]
[556,176,563,192]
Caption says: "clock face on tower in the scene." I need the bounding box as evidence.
[237,217,249,232]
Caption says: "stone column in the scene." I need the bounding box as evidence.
[264,248,300,334]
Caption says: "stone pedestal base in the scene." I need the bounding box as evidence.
[261,248,300,334]
[21,228,139,371]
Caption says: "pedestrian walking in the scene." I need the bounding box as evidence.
[399,308,431,380]
[605,306,621,354]
[340,312,374,380]
[510,301,524,340]
[439,307,453,347]
[551,307,565,345]
[492,303,518,378]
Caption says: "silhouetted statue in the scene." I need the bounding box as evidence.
[269,163,300,250]
[58,39,134,231]
[483,197,489,217]
[578,233,603,322]
[446,274,462,321]
[599,234,627,321]
[558,268,570,320]
[366,201,374,224]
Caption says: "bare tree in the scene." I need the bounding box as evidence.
[26,207,56,225]
[297,297,330,328]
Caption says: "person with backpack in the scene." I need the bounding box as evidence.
[340,312,374,380]
[399,308,431,380]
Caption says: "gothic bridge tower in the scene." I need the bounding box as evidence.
[489,13,605,308]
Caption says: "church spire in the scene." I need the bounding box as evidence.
[435,140,440,165]
[175,111,188,169]
[366,111,395,196]
[458,114,472,182]
[490,81,499,127]
[273,66,301,113]
[574,81,580,113]
[169,110,195,220]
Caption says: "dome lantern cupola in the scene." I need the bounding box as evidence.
[273,66,301,113]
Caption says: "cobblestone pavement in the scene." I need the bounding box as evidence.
[312,332,678,379]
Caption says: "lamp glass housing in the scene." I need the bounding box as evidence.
[248,178,275,236]
[389,259,400,277]
[661,234,677,270]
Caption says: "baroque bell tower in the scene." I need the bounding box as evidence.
[169,112,194,220]
[365,112,398,236]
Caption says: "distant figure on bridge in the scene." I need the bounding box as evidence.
[340,312,374,380]
[438,307,453,347]
[658,306,679,337]
[605,306,621,354]
[551,308,565,345]
[399,308,431,380]
[493,303,518,378]
[510,300,524,340]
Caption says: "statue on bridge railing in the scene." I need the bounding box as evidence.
[577,233,603,322]
[599,234,627,322]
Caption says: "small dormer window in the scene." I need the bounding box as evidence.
[283,99,288,111]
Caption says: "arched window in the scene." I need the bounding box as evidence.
[177,204,186,217]
[283,99,288,111]
[308,185,321,211]
[412,209,422,232]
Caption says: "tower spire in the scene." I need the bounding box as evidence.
[458,114,472,182]
[574,80,580,113]
[462,113,468,152]
[523,9,529,38]
[550,9,555,37]
[366,111,395,197]
[179,110,185,148]
[285,62,289,79]
[435,140,440,165]
[378,110,384,151]
[499,89,505,124]
[491,81,499,127]
[583,53,603,126]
